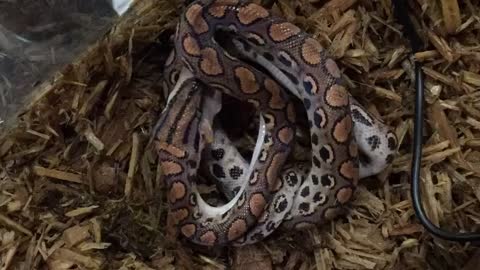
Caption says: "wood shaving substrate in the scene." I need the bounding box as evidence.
[1,0,479,269]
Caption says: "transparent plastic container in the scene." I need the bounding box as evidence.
[0,0,133,133]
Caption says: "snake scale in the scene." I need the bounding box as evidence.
[153,0,398,246]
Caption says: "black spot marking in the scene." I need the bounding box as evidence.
[205,217,214,223]
[234,235,246,244]
[313,192,325,204]
[247,36,262,46]
[193,210,202,219]
[388,135,397,150]
[279,53,293,67]
[211,148,225,160]
[352,108,372,127]
[281,69,299,85]
[311,133,319,145]
[301,186,310,197]
[259,149,268,161]
[237,191,247,207]
[319,146,332,162]
[286,172,298,186]
[262,136,270,146]
[299,202,310,213]
[188,160,197,168]
[189,194,197,206]
[359,152,370,165]
[386,154,394,164]
[194,131,200,152]
[313,156,321,168]
[251,232,265,241]
[266,221,276,231]
[303,98,311,110]
[263,52,274,61]
[170,70,180,84]
[367,135,380,151]
[229,166,244,180]
[233,186,241,194]
[274,195,288,213]
[212,164,226,178]
[312,175,319,185]
[303,79,313,94]
[264,114,273,124]
[321,174,335,188]
[264,134,272,144]
[313,109,325,128]
[174,71,181,83]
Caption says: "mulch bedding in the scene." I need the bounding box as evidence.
[1,0,480,269]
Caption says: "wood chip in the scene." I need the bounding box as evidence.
[0,213,32,236]
[125,132,140,199]
[232,246,273,270]
[33,166,83,184]
[440,0,461,34]
[63,225,91,247]
[48,248,103,269]
[65,206,99,217]
[426,29,455,62]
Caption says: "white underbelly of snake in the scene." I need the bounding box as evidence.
[155,0,398,247]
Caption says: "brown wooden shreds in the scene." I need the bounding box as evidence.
[1,0,480,269]
[232,245,273,270]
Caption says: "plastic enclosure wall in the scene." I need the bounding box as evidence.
[0,0,132,134]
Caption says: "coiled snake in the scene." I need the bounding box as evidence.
[153,0,398,246]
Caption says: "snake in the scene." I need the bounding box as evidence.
[154,0,398,247]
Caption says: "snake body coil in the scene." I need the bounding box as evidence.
[154,0,398,246]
